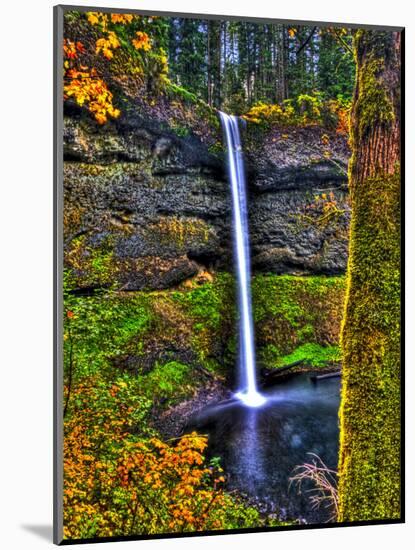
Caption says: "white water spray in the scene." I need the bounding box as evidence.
[219,112,266,408]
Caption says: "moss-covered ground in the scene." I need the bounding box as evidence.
[64,271,345,411]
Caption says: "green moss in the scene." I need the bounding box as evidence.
[166,82,198,104]
[337,30,401,523]
[139,361,193,403]
[164,82,220,134]
[64,271,347,412]
[170,125,191,137]
[275,343,341,368]
[63,284,155,379]
[338,171,401,521]
[348,31,397,183]
[172,273,233,329]
[63,273,233,406]
[355,55,394,139]
[208,140,225,155]
[171,273,235,365]
[65,233,119,288]
[147,216,212,251]
[251,274,345,368]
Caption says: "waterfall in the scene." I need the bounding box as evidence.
[219,112,266,408]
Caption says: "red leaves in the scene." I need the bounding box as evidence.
[63,39,85,59]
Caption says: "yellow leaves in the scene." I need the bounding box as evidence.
[64,74,120,124]
[243,101,291,126]
[105,31,120,49]
[72,10,164,127]
[87,11,135,31]
[157,48,169,77]
[321,133,330,146]
[86,11,100,25]
[95,32,120,60]
[132,31,152,52]
[302,191,344,228]
[63,377,229,539]
[86,11,108,30]
[110,13,134,24]
[63,34,120,125]
[96,40,113,60]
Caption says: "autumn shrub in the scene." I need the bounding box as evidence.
[63,375,271,539]
[63,64,120,125]
[243,93,351,132]
[329,95,351,134]
[296,93,323,122]
[242,100,296,127]
[63,11,170,124]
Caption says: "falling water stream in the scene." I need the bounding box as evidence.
[219,112,265,408]
[184,113,341,523]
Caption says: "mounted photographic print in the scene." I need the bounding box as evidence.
[54,4,404,545]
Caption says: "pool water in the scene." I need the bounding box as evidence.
[186,373,341,523]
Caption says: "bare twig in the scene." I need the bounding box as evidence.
[289,453,339,522]
[296,27,318,55]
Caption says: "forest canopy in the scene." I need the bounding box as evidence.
[167,20,355,112]
[63,11,355,126]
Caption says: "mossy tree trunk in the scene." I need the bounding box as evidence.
[337,30,401,521]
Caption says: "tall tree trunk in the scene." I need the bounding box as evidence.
[207,20,221,107]
[279,26,288,101]
[338,30,402,522]
[213,21,222,108]
[207,22,212,106]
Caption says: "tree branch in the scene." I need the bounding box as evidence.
[331,28,354,56]
[296,26,317,55]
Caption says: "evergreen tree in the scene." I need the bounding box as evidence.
[165,17,355,112]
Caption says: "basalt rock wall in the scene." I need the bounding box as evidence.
[63,109,350,291]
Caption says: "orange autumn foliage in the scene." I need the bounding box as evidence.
[110,13,134,24]
[132,31,152,52]
[95,31,120,60]
[63,40,120,124]
[63,380,231,539]
[63,69,120,124]
[326,98,351,135]
[335,106,350,135]
[63,12,158,124]
[86,11,109,29]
